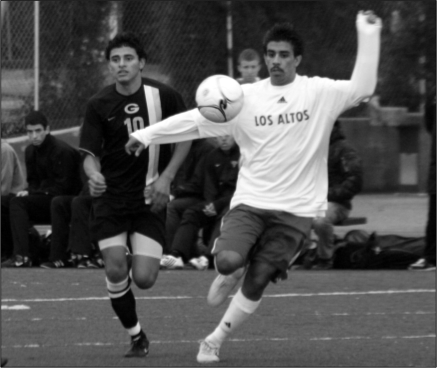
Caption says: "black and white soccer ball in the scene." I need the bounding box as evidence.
[195,75,244,123]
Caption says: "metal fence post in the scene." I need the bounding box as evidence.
[34,1,39,110]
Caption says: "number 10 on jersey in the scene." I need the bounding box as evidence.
[124,117,145,134]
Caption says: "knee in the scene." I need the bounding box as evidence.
[242,266,274,300]
[215,251,244,275]
[181,208,199,223]
[105,260,128,283]
[132,270,158,290]
[71,196,82,209]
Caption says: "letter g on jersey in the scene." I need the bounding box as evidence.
[125,103,140,114]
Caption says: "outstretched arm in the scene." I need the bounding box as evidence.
[350,10,382,101]
[125,109,231,156]
[126,110,202,156]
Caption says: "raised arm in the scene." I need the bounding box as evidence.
[350,10,382,100]
[126,109,231,156]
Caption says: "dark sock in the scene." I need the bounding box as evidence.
[132,330,144,342]
[110,289,139,329]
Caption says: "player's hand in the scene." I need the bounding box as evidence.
[149,175,171,213]
[125,136,146,157]
[203,203,217,217]
[16,190,29,197]
[88,172,107,197]
[357,10,382,32]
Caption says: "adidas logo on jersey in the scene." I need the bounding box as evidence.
[278,97,287,103]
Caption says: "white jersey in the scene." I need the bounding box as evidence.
[196,75,365,217]
[131,12,380,217]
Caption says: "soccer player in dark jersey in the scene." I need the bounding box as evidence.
[79,32,191,358]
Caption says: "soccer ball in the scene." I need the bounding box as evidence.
[195,75,244,123]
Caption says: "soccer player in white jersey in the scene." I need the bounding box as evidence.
[126,11,382,363]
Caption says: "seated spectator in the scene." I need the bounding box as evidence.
[409,92,436,271]
[236,48,262,85]
[40,177,101,269]
[165,139,215,253]
[1,140,26,262]
[1,111,82,268]
[161,135,240,270]
[310,120,363,269]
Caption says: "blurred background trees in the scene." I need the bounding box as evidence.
[1,1,435,137]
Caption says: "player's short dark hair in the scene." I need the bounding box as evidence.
[238,48,261,64]
[105,32,148,61]
[262,23,304,57]
[24,110,48,129]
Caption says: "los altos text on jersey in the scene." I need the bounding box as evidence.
[255,110,310,126]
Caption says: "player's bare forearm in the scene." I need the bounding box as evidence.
[83,154,107,197]
[83,154,101,177]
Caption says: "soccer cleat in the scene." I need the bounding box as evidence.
[207,266,246,307]
[197,340,220,363]
[160,255,184,270]
[125,332,149,358]
[1,255,32,268]
[1,357,8,367]
[40,259,72,269]
[408,258,436,271]
[188,256,209,271]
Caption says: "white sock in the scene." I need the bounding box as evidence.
[206,288,261,347]
[127,322,141,337]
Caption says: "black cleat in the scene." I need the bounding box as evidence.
[124,332,149,358]
[1,358,8,367]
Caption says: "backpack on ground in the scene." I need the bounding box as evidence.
[333,229,425,269]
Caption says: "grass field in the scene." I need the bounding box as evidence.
[1,268,435,368]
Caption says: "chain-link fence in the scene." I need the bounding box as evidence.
[1,1,435,137]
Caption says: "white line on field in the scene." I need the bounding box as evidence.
[2,311,434,323]
[1,289,434,303]
[2,334,435,349]
[1,305,30,310]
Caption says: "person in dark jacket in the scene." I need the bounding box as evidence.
[165,139,215,253]
[39,167,99,269]
[1,111,82,267]
[311,120,363,269]
[161,135,240,270]
[409,92,436,271]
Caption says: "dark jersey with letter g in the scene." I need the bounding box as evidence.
[80,77,186,200]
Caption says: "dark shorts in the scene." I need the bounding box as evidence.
[90,197,166,247]
[212,204,313,278]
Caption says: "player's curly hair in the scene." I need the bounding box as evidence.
[262,23,304,57]
[105,32,148,61]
